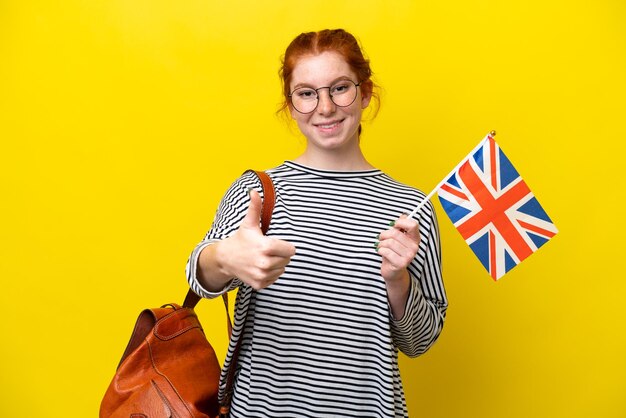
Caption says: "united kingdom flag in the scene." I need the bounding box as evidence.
[437,133,558,280]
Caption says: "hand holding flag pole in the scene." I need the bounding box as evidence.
[407,131,557,280]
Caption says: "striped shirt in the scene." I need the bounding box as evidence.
[186,162,447,417]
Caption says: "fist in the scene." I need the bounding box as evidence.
[218,189,296,290]
[376,215,420,283]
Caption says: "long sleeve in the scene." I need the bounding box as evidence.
[184,162,448,417]
[184,171,262,299]
[390,201,448,357]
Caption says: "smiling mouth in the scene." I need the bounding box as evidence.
[314,119,344,129]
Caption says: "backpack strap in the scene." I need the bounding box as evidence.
[183,169,275,310]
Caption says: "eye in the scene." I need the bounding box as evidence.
[295,88,317,99]
[330,82,351,95]
[331,83,350,93]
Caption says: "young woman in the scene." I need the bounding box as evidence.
[186,29,447,417]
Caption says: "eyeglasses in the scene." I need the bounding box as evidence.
[288,79,361,114]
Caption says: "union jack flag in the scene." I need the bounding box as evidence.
[437,133,558,280]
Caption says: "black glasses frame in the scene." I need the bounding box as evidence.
[288,80,361,114]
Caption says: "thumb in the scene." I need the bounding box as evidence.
[240,188,263,230]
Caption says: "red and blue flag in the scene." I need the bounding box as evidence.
[437,133,558,280]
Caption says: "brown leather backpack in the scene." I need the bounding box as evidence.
[100,170,275,418]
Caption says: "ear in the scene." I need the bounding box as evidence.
[360,80,373,109]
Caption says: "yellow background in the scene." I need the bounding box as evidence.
[1,1,624,417]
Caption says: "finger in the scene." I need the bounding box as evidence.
[240,188,263,230]
[379,227,419,248]
[256,254,293,271]
[391,216,421,242]
[394,215,418,232]
[377,236,415,259]
[263,238,297,258]
[248,266,286,290]
[248,276,279,291]
[376,247,406,270]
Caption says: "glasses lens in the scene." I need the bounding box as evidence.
[330,81,357,107]
[291,87,318,113]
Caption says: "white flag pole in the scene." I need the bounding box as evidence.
[406,131,495,220]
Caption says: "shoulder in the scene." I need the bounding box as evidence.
[221,171,260,202]
[226,165,287,202]
[377,173,426,197]
[374,173,436,216]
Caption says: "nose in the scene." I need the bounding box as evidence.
[316,89,335,115]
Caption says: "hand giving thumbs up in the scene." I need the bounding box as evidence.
[213,189,296,290]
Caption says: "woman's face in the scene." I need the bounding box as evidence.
[289,51,371,154]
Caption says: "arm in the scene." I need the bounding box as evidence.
[377,215,418,320]
[186,174,296,298]
[377,203,447,357]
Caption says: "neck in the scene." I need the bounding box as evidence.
[293,144,374,171]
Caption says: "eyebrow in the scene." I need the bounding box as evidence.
[292,76,353,90]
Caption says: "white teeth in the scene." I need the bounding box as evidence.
[318,122,339,129]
